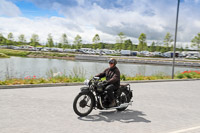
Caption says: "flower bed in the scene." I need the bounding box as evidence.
[0,75,85,85]
[0,71,199,86]
[176,70,200,79]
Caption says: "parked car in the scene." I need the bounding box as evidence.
[186,56,199,59]
[36,47,43,51]
[41,47,50,52]
[131,51,138,56]
[121,50,131,56]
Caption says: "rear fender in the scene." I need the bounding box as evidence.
[120,84,133,99]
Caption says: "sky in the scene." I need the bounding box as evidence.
[0,0,200,47]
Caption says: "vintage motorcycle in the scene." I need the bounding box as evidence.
[73,77,133,117]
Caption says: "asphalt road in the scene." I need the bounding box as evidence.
[0,81,200,133]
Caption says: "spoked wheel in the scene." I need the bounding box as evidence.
[117,90,130,111]
[73,92,94,117]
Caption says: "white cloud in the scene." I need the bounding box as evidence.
[0,16,114,44]
[0,0,21,16]
[76,0,85,6]
[0,0,200,47]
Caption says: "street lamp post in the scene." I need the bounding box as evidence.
[172,0,180,79]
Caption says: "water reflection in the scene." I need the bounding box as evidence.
[0,57,199,80]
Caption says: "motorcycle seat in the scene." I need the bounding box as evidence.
[120,84,129,87]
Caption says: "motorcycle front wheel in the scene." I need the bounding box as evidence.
[73,91,95,117]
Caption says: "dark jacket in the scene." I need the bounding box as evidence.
[96,66,120,88]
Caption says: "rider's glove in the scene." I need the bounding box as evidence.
[102,80,108,86]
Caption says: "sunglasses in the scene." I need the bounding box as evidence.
[109,62,114,64]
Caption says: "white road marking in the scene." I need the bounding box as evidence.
[169,125,200,133]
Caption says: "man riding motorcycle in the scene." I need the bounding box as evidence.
[95,58,120,107]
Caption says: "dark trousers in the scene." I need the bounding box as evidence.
[105,84,116,102]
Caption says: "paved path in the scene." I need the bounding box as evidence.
[0,81,200,133]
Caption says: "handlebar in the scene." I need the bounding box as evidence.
[93,77,100,80]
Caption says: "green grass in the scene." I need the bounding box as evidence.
[0,49,75,58]
[0,49,31,57]
[29,52,75,58]
[0,53,10,58]
[120,73,171,81]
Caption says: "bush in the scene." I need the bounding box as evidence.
[120,74,126,81]
[0,53,10,58]
[176,73,184,79]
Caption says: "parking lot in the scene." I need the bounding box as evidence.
[1,45,200,59]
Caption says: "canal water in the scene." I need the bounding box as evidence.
[0,57,199,80]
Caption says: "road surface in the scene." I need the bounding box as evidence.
[0,80,200,133]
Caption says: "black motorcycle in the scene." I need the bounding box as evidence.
[73,77,133,117]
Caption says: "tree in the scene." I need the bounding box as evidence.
[137,33,147,51]
[58,43,63,48]
[92,34,100,49]
[46,33,54,48]
[18,34,26,43]
[30,34,39,47]
[61,33,68,49]
[73,34,82,49]
[0,33,3,38]
[170,45,174,51]
[0,33,6,44]
[185,44,189,51]
[98,42,105,49]
[6,33,14,46]
[155,41,161,52]
[191,33,200,51]
[116,32,126,44]
[149,41,156,52]
[124,39,133,50]
[115,32,126,50]
[180,45,184,52]
[7,33,14,41]
[163,32,173,52]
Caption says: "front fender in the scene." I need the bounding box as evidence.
[80,87,90,92]
[79,87,96,107]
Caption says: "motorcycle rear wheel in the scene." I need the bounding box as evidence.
[73,92,95,117]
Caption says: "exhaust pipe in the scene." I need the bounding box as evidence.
[107,101,133,110]
[115,102,132,109]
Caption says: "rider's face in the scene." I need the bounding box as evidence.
[109,63,114,68]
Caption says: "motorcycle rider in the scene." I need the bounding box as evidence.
[95,58,120,107]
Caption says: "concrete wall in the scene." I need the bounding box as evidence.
[75,55,200,67]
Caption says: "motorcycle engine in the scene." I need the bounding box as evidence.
[97,82,104,92]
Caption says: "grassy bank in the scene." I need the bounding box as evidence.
[0,71,200,85]
[0,53,10,58]
[28,52,75,58]
[0,49,75,59]
[0,49,30,57]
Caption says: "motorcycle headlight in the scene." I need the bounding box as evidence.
[84,79,90,86]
